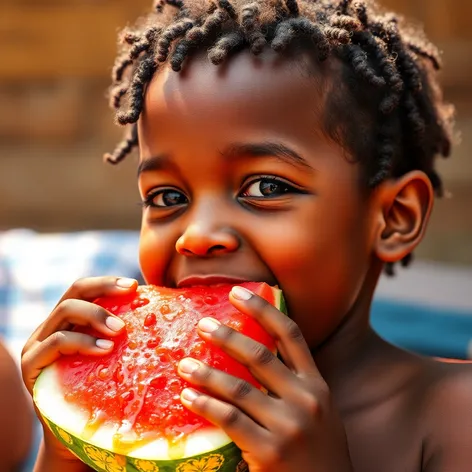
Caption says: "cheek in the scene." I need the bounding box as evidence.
[262,200,371,338]
[139,222,174,285]
[271,219,368,288]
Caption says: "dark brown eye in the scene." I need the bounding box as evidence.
[144,189,188,207]
[242,178,293,197]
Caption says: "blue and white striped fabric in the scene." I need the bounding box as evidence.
[0,229,471,471]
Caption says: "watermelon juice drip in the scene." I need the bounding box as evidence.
[57,284,276,454]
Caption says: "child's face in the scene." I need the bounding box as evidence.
[137,50,376,348]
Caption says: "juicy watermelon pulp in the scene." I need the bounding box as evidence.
[34,282,284,466]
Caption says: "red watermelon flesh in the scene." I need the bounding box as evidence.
[55,282,280,451]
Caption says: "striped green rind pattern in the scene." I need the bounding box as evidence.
[277,291,288,317]
[44,418,246,472]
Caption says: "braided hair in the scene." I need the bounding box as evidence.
[104,0,455,274]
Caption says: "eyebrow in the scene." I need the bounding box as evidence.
[222,142,314,170]
[137,155,171,177]
[137,141,313,177]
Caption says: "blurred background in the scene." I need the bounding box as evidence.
[0,4,471,469]
[0,0,471,265]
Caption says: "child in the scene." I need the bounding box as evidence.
[21,0,471,470]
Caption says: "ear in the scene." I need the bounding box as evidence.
[372,171,434,263]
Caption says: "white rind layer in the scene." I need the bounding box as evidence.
[34,365,232,460]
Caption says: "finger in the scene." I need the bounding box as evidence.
[196,318,302,398]
[21,277,134,367]
[22,278,134,355]
[31,298,126,344]
[56,276,138,306]
[178,357,279,427]
[230,286,319,377]
[180,388,269,450]
[22,332,114,394]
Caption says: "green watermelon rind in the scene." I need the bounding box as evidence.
[276,291,288,317]
[43,415,245,472]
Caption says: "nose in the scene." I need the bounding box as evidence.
[176,223,240,257]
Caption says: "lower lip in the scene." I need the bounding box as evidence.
[177,276,250,288]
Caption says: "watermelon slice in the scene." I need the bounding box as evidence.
[34,282,285,472]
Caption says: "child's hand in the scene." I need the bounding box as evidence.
[178,285,353,472]
[21,276,137,464]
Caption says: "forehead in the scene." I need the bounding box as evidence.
[139,49,331,151]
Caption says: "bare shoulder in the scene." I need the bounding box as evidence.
[418,358,472,472]
[421,358,472,416]
[0,341,33,471]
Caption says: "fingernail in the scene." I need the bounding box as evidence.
[198,317,220,333]
[179,358,200,374]
[181,388,199,402]
[116,278,136,288]
[96,339,114,350]
[106,316,125,332]
[231,286,253,300]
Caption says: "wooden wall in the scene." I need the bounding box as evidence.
[1,0,471,264]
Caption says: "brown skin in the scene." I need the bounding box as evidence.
[0,341,33,471]
[22,50,472,471]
